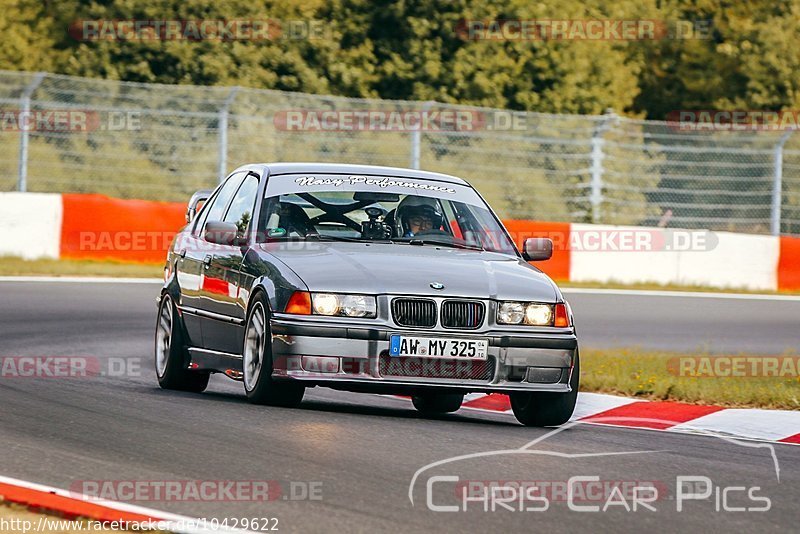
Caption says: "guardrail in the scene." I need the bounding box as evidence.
[1,192,798,291]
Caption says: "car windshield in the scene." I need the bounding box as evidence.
[257,173,517,255]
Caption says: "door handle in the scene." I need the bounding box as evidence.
[203,255,212,267]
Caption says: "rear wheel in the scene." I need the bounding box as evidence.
[243,294,305,407]
[412,392,464,414]
[510,351,580,427]
[155,293,210,393]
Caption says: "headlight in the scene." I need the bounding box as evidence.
[341,295,375,317]
[524,304,553,326]
[498,302,525,324]
[311,293,376,318]
[497,302,567,326]
[312,293,340,315]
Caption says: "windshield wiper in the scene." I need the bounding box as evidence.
[407,238,484,251]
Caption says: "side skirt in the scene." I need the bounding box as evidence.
[187,347,244,381]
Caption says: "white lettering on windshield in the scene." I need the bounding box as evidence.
[293,175,456,194]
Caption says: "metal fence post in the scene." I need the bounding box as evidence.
[410,101,434,169]
[218,87,240,182]
[771,131,793,236]
[589,110,615,223]
[409,129,421,170]
[17,72,46,192]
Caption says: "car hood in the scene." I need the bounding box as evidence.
[258,242,558,302]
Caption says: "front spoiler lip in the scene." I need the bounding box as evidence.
[277,372,573,394]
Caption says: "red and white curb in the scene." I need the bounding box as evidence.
[419,392,800,445]
[0,475,252,534]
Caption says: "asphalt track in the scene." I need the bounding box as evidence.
[565,289,800,354]
[0,280,798,532]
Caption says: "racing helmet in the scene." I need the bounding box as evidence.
[395,195,445,236]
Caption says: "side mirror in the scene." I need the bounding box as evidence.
[205,221,239,246]
[522,238,553,261]
[186,189,213,223]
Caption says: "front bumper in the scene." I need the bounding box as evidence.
[270,315,578,394]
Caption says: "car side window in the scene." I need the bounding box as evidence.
[199,173,245,238]
[223,174,259,238]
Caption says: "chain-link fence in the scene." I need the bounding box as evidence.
[1,70,799,235]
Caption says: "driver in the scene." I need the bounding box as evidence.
[395,196,445,237]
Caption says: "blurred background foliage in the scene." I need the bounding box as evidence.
[2,0,799,120]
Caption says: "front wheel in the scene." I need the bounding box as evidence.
[243,294,305,407]
[155,293,210,393]
[510,351,580,427]
[412,392,464,414]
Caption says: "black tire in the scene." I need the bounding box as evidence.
[412,392,464,414]
[243,293,305,407]
[155,293,210,393]
[510,351,580,427]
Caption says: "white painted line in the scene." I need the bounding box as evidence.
[562,287,800,301]
[570,392,643,421]
[0,276,162,284]
[463,392,492,402]
[670,409,800,442]
[399,392,800,445]
[0,474,254,534]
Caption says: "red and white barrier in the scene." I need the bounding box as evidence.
[504,220,799,291]
[1,192,799,291]
[568,223,780,291]
[0,193,62,260]
[409,392,800,445]
[0,475,250,533]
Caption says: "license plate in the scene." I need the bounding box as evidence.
[389,335,488,360]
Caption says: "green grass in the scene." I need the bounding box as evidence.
[582,348,800,410]
[0,256,163,278]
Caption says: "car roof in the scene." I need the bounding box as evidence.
[239,162,471,186]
